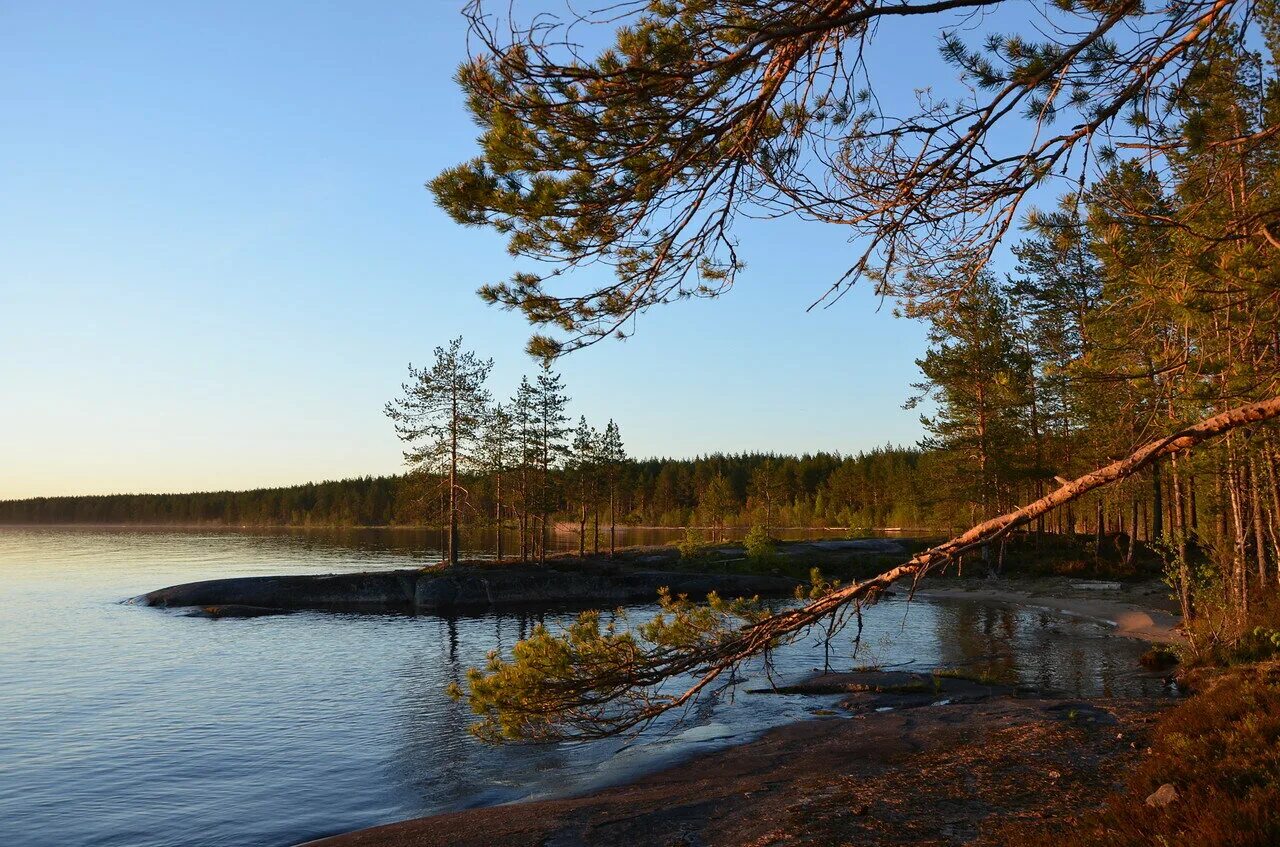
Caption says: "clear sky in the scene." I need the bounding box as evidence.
[0,2,1025,500]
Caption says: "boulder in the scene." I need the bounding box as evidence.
[1144,783,1179,808]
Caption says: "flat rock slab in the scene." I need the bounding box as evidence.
[137,565,803,616]
[301,693,1161,847]
[800,539,905,553]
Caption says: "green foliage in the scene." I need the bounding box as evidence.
[0,446,941,529]
[743,525,776,561]
[430,0,1269,359]
[796,567,842,602]
[674,527,710,560]
[907,273,1033,519]
[1139,646,1180,671]
[455,587,773,741]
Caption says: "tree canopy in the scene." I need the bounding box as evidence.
[431,0,1279,357]
[428,0,1280,741]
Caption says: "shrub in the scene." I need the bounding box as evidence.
[743,525,776,561]
[1184,586,1280,666]
[1140,646,1180,671]
[675,527,710,560]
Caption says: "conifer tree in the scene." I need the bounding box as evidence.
[748,459,786,534]
[431,1,1271,358]
[570,416,600,556]
[599,420,626,555]
[477,402,516,560]
[531,368,571,563]
[509,376,538,562]
[698,473,735,541]
[907,274,1032,523]
[385,337,493,565]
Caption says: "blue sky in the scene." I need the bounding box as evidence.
[0,2,1033,499]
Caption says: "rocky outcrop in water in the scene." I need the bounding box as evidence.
[138,562,802,615]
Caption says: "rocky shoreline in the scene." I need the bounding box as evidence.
[297,579,1180,847]
[135,539,915,617]
[301,677,1165,847]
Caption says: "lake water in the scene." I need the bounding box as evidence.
[0,527,1165,847]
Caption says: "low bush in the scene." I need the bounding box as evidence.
[1182,591,1280,667]
[1140,646,1180,671]
[674,527,711,561]
[743,525,777,561]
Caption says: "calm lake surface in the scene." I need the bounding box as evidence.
[0,527,1165,847]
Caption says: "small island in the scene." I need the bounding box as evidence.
[137,538,918,616]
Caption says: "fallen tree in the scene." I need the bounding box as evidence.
[456,395,1280,741]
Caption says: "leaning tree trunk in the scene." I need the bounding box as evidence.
[567,397,1280,735]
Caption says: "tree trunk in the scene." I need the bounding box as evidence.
[609,486,617,557]
[1170,453,1193,623]
[1126,499,1139,567]
[1250,454,1267,589]
[1226,436,1249,621]
[1151,460,1164,540]
[495,470,503,563]
[448,394,459,566]
[1263,430,1280,585]
[1094,499,1104,560]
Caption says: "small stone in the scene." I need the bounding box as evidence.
[1048,770,1061,780]
[1145,783,1179,808]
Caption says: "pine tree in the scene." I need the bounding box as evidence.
[907,274,1032,524]
[509,377,538,562]
[698,473,735,542]
[748,459,788,534]
[570,416,600,556]
[599,420,627,555]
[531,368,571,564]
[385,337,492,565]
[477,402,516,561]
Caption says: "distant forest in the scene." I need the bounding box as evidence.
[0,448,941,530]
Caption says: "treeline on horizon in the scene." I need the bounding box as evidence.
[0,447,945,530]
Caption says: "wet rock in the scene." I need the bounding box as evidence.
[190,604,293,619]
